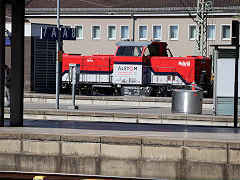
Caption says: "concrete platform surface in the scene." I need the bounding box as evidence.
[1,93,240,179]
[4,102,234,126]
[24,92,213,104]
[1,124,240,179]
[3,93,234,126]
[23,92,214,109]
[3,92,237,136]
[0,121,240,142]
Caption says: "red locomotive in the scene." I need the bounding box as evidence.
[62,41,212,96]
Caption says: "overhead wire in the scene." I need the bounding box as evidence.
[25,0,33,6]
[180,0,197,22]
[185,0,196,10]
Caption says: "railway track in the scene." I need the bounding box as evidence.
[0,172,151,180]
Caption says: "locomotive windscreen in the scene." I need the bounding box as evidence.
[116,46,143,56]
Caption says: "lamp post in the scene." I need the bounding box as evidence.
[232,20,239,129]
[56,0,61,109]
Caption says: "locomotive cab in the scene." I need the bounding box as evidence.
[113,41,171,96]
[115,41,171,58]
[143,42,171,57]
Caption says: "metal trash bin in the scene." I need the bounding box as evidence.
[171,89,203,114]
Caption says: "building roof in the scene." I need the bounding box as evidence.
[25,0,240,8]
[24,0,240,15]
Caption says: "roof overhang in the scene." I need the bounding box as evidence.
[25,6,240,17]
[24,12,239,18]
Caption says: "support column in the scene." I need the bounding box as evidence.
[131,14,136,41]
[0,0,5,127]
[10,0,24,127]
[234,22,239,128]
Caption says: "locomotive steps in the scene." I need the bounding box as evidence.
[4,93,235,127]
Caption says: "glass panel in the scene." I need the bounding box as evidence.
[153,26,161,39]
[222,25,230,39]
[207,25,215,39]
[121,26,129,39]
[189,25,196,39]
[92,26,100,39]
[76,26,82,39]
[139,26,147,39]
[108,26,116,39]
[116,46,143,56]
[170,26,178,39]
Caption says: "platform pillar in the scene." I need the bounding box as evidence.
[10,0,25,127]
[0,0,6,127]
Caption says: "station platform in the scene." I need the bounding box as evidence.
[1,93,240,179]
[3,93,234,127]
[1,92,238,141]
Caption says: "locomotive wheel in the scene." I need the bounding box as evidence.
[77,89,82,95]
[92,89,100,96]
[92,89,97,96]
[113,87,121,96]
[155,87,168,97]
[156,92,168,97]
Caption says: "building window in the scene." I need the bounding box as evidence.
[169,25,179,40]
[75,25,83,39]
[121,25,129,40]
[207,25,215,40]
[221,25,230,40]
[189,25,196,40]
[153,25,162,40]
[139,25,147,40]
[92,25,101,39]
[108,25,116,40]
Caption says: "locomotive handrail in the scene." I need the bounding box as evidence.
[188,66,203,84]
[187,67,194,83]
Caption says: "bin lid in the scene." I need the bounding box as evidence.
[173,89,202,93]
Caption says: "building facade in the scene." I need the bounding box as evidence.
[27,16,235,57]
[5,0,240,92]
[25,0,240,57]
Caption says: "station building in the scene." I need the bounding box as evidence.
[5,0,240,92]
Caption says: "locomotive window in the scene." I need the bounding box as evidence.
[143,48,150,56]
[147,44,160,56]
[116,46,143,56]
